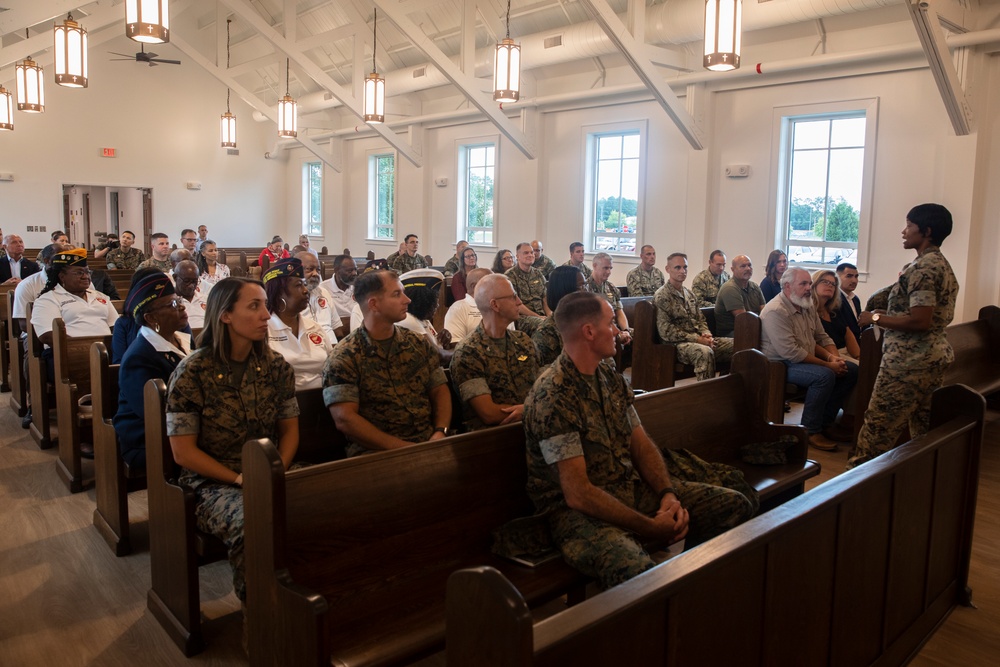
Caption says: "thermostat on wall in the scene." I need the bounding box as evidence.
[725,164,751,178]
[186,181,202,190]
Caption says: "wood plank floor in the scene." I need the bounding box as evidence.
[0,398,997,665]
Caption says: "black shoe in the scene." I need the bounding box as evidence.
[21,410,32,429]
[80,443,95,460]
[783,401,791,413]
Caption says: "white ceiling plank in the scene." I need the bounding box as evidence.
[0,0,115,34]
[283,0,296,42]
[578,0,703,149]
[461,0,477,75]
[907,0,972,135]
[295,23,360,52]
[0,2,122,66]
[218,0,423,167]
[373,0,537,160]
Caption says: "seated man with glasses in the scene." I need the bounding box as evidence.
[173,260,209,329]
[30,247,119,382]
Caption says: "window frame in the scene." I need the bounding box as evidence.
[367,150,397,242]
[769,98,879,273]
[582,120,647,257]
[302,160,323,238]
[456,135,499,247]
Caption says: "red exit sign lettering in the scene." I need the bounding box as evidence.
[101,147,117,158]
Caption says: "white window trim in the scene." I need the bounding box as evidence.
[768,98,879,274]
[456,134,500,249]
[581,120,647,259]
[302,160,324,239]
[366,148,397,242]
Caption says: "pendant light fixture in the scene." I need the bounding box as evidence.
[363,8,385,124]
[54,13,89,88]
[220,19,236,148]
[493,0,521,102]
[277,58,297,138]
[703,0,742,72]
[16,30,45,113]
[0,85,13,131]
[126,0,170,44]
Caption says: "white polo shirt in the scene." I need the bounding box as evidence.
[267,313,333,391]
[443,294,482,344]
[12,270,49,319]
[307,285,339,344]
[30,284,118,339]
[180,284,209,329]
[320,277,355,317]
[350,302,363,333]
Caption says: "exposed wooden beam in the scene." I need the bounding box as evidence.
[170,32,344,173]
[218,0,423,167]
[578,0,703,149]
[907,0,972,135]
[372,0,537,160]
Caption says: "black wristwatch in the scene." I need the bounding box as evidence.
[433,426,450,436]
[657,486,679,501]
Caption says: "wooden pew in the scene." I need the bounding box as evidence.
[631,301,727,391]
[0,283,16,392]
[53,319,113,493]
[25,302,56,450]
[445,383,985,666]
[91,342,147,556]
[733,310,790,423]
[144,379,347,656]
[242,425,589,667]
[5,292,28,416]
[241,350,817,667]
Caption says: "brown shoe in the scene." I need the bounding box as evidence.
[809,433,839,451]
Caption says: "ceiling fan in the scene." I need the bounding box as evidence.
[109,44,180,67]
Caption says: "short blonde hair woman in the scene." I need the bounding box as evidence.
[812,269,859,361]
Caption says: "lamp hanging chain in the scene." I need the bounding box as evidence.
[505,0,511,39]
[372,8,377,73]
[226,19,232,113]
[285,58,290,96]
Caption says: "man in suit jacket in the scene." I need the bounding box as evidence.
[1,234,41,284]
[835,263,862,340]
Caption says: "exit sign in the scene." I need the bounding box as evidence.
[101,147,117,158]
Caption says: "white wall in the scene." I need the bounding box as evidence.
[0,34,284,252]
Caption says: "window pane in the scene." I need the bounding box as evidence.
[622,134,640,159]
[830,117,866,148]
[462,144,495,243]
[793,120,830,150]
[788,150,828,242]
[827,148,864,209]
[598,135,622,160]
[589,131,641,254]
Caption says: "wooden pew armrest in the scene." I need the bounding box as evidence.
[756,422,810,462]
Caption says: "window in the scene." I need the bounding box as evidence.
[368,152,395,240]
[585,131,640,254]
[774,101,878,269]
[458,143,495,245]
[303,161,322,236]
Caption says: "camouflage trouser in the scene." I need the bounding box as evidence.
[675,337,734,381]
[549,461,756,589]
[847,362,948,470]
[194,482,246,601]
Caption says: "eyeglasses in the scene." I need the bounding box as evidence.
[182,237,197,242]
[151,297,182,310]
[494,293,519,301]
[817,279,837,288]
[64,268,92,277]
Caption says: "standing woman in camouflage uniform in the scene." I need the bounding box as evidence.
[847,204,958,469]
[166,277,300,602]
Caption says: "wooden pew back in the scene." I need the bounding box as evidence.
[5,291,28,416]
[942,305,1000,396]
[446,384,985,666]
[53,319,112,492]
[0,283,16,393]
[25,302,55,449]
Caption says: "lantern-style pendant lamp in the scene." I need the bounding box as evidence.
[0,85,13,131]
[277,59,297,138]
[126,0,170,44]
[220,19,236,148]
[493,1,520,102]
[363,8,385,124]
[16,57,45,113]
[703,0,742,72]
[54,13,89,88]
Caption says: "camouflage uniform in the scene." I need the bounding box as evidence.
[105,246,145,270]
[166,347,299,601]
[523,352,756,589]
[691,268,731,308]
[586,276,623,315]
[714,278,765,337]
[506,265,548,315]
[562,260,592,280]
[323,324,447,457]
[450,326,539,431]
[443,255,462,276]
[138,257,172,273]
[626,266,665,297]
[391,252,428,273]
[532,317,562,367]
[385,251,400,266]
[652,283,733,381]
[533,254,557,279]
[848,246,958,469]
